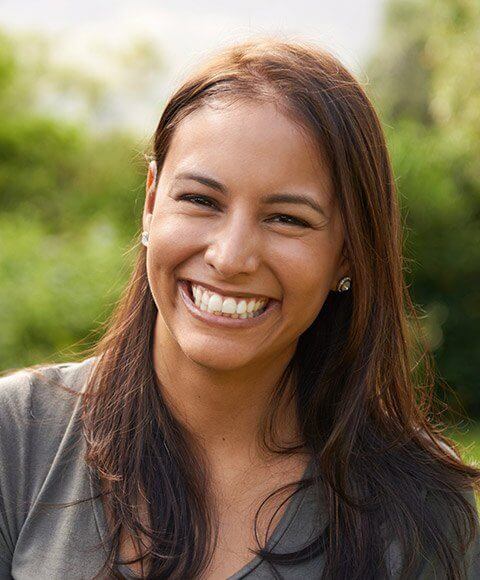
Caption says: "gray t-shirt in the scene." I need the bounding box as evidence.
[0,357,479,579]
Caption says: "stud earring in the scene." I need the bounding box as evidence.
[337,276,351,292]
[141,231,149,246]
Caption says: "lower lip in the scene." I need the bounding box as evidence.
[177,280,280,329]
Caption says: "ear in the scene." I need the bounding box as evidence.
[143,160,158,232]
[330,244,351,292]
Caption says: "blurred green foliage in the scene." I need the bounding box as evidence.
[0,29,146,370]
[0,1,479,418]
[367,0,480,416]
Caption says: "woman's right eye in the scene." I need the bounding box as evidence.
[178,194,218,208]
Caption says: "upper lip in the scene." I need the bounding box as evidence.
[181,279,275,301]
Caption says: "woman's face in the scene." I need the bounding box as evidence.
[143,99,348,372]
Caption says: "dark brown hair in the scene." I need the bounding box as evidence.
[9,36,480,579]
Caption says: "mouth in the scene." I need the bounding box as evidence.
[178,279,280,329]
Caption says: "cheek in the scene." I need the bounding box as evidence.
[292,271,331,317]
[148,214,202,270]
[277,243,338,320]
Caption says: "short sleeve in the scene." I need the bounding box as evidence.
[0,368,34,578]
[0,357,100,580]
[417,487,480,579]
[457,488,480,579]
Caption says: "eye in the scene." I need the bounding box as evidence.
[178,194,310,228]
[178,194,218,208]
[268,215,311,228]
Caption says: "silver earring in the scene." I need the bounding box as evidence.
[337,276,351,292]
[141,231,149,246]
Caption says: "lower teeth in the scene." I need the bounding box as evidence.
[186,284,268,318]
[200,306,267,318]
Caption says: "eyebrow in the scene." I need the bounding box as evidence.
[174,171,327,218]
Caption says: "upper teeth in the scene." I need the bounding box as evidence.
[190,282,268,315]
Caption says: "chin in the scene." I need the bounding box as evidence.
[179,339,256,372]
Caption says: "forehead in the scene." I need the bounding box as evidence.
[161,100,333,202]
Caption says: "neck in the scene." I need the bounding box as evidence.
[151,315,304,472]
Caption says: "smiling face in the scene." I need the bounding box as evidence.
[143,99,348,372]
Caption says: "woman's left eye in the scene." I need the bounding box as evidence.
[178,194,310,228]
[179,194,218,208]
[268,215,310,228]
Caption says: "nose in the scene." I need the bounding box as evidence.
[204,214,260,278]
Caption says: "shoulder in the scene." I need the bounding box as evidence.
[0,356,98,425]
[384,429,480,577]
[0,356,99,570]
[416,429,478,521]
[0,356,98,479]
[0,354,98,490]
[416,429,480,577]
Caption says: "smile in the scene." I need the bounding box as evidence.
[178,280,280,329]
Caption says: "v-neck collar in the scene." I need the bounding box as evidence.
[89,456,315,579]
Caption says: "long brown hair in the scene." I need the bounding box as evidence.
[10,36,480,579]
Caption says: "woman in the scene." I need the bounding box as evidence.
[0,37,479,580]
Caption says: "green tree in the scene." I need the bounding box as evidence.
[0,29,147,371]
[368,0,480,413]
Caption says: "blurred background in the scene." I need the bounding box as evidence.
[0,1,478,453]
